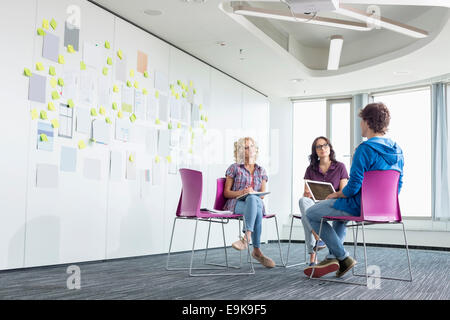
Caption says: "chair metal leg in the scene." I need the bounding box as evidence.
[284,216,308,268]
[273,216,286,267]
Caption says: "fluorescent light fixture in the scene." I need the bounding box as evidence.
[327,35,343,70]
[232,5,371,31]
[335,5,428,38]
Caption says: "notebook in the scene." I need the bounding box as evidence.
[305,180,336,202]
[236,191,270,201]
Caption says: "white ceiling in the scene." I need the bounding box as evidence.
[90,0,450,98]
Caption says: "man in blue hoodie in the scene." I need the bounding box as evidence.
[304,102,404,279]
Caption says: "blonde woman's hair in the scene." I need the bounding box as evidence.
[234,137,259,164]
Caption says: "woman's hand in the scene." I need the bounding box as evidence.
[325,191,341,200]
[303,190,312,198]
[241,186,254,196]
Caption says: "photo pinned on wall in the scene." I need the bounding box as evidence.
[134,90,145,120]
[37,121,54,152]
[42,32,60,63]
[76,107,91,134]
[64,21,80,52]
[36,163,59,188]
[60,146,77,172]
[146,93,158,121]
[28,73,47,104]
[58,103,74,138]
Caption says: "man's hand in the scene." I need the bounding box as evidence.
[325,191,340,200]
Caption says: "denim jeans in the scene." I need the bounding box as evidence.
[298,197,316,254]
[306,199,354,261]
[234,195,263,248]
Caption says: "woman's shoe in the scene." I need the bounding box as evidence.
[231,237,248,251]
[251,252,275,268]
[313,239,326,251]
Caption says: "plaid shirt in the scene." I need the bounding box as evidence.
[223,163,268,214]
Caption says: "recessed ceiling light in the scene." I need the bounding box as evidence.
[144,9,162,16]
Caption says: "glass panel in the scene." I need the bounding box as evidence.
[373,88,431,217]
[292,100,326,214]
[330,101,351,172]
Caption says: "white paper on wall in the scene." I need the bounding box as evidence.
[61,71,79,101]
[83,42,103,68]
[97,77,110,109]
[154,70,168,93]
[145,128,158,155]
[115,54,127,83]
[76,107,91,134]
[126,151,137,180]
[83,158,102,181]
[92,119,111,144]
[79,70,96,106]
[115,118,130,142]
[158,129,171,157]
[110,151,122,181]
[152,160,163,186]
[159,94,169,122]
[121,85,134,113]
[60,146,77,172]
[28,73,47,104]
[42,32,60,63]
[134,90,145,120]
[146,94,158,121]
[36,163,59,188]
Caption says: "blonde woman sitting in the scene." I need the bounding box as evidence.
[222,137,275,268]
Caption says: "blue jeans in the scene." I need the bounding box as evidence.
[234,195,263,248]
[298,197,316,254]
[306,199,354,261]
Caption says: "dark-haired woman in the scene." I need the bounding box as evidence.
[299,137,349,266]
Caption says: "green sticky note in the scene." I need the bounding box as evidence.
[177,122,181,129]
[23,68,31,77]
[134,81,139,89]
[80,61,86,70]
[102,67,108,76]
[37,28,45,36]
[113,85,119,93]
[175,93,180,100]
[36,62,44,71]
[155,91,159,98]
[155,156,160,163]
[126,80,132,88]
[155,118,160,125]
[51,119,59,128]
[117,49,123,60]
[42,19,49,30]
[105,41,110,49]
[199,104,203,110]
[58,55,65,64]
[200,114,204,121]
[48,102,55,111]
[143,71,149,78]
[57,78,64,86]
[50,78,57,88]
[122,103,132,113]
[193,89,196,95]
[78,140,86,149]
[130,69,135,77]
[67,45,75,53]
[50,18,57,30]
[40,133,48,141]
[51,91,60,100]
[105,117,112,124]
[166,156,172,163]
[129,155,134,162]
[40,110,48,120]
[130,113,136,122]
[90,108,98,116]
[31,109,38,120]
[112,102,118,110]
[177,80,181,86]
[117,110,123,118]
[168,122,173,130]
[67,99,74,108]
[49,66,56,76]
[170,84,174,90]
[189,81,193,87]
[205,116,208,122]
[182,92,186,98]
[99,106,106,115]
[142,89,148,95]
[107,57,112,65]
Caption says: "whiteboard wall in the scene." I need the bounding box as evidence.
[0,0,270,270]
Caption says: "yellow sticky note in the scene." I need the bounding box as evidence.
[78,140,86,149]
[166,156,172,163]
[112,102,118,110]
[155,91,159,98]
[102,67,108,76]
[80,61,86,70]
[170,84,174,90]
[51,119,59,128]
[105,117,112,124]
[50,18,57,30]
[155,118,161,125]
[189,81,193,87]
[130,113,136,122]
[105,41,110,49]
[126,80,132,88]
[48,102,55,111]
[40,110,48,120]
[205,116,208,122]
[130,69,134,77]
[155,156,160,163]
[201,115,204,121]
[177,80,181,86]
[50,78,57,88]
[117,49,123,60]
[99,106,106,115]
[199,104,203,110]
[67,45,75,53]
[193,89,196,95]
[142,89,148,95]
[40,133,48,142]
[143,71,149,78]
[51,91,60,100]
[67,99,74,108]
[129,154,134,162]
[49,66,56,76]
[58,55,65,64]
[168,122,173,130]
[113,85,119,93]
[177,122,181,129]
[57,78,64,86]
[23,68,31,77]
[134,81,139,89]
[90,108,98,116]
[175,93,180,100]
[107,57,112,65]
[36,62,44,71]
[117,110,123,118]
[37,28,45,36]
[31,109,38,120]
[42,19,49,30]
[182,92,186,98]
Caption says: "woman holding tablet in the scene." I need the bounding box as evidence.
[299,137,349,266]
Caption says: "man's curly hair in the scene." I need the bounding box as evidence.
[359,102,391,134]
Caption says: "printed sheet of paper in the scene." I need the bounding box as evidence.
[146,94,158,121]
[42,32,60,63]
[60,146,77,172]
[134,90,145,120]
[145,128,158,155]
[83,158,102,180]
[126,151,137,180]
[76,107,91,134]
[115,54,127,83]
[154,70,168,93]
[29,73,47,104]
[36,163,59,188]
[61,71,79,101]
[110,151,122,181]
[92,119,111,144]
[83,42,103,69]
[115,118,131,142]
[97,77,110,110]
[158,129,170,157]
[158,94,169,122]
[37,121,54,151]
[79,70,96,106]
[121,84,134,113]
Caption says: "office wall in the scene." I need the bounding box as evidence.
[0,0,269,270]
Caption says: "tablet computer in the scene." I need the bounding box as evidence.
[305,180,336,202]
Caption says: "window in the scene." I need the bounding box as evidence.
[292,100,326,214]
[372,88,431,217]
[328,99,351,171]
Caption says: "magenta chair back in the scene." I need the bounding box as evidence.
[361,170,401,222]
[213,178,227,211]
[176,168,203,217]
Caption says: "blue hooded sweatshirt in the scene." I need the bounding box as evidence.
[333,136,404,216]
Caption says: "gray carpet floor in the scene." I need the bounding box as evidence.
[0,243,448,300]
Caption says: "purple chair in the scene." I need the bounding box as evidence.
[203,177,286,267]
[310,170,413,286]
[166,169,255,276]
